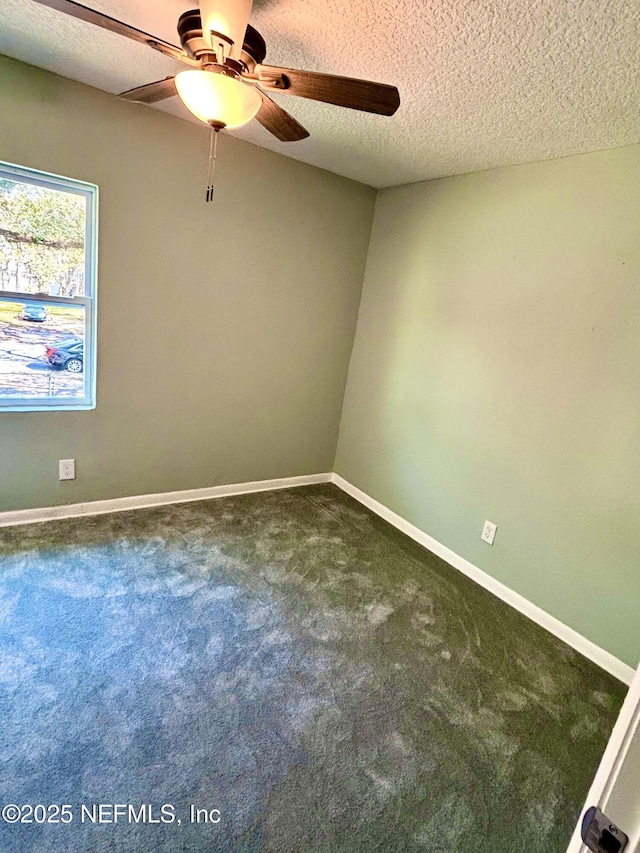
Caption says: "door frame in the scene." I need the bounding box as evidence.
[567,664,640,852]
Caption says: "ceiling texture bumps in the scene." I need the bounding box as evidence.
[1,0,639,187]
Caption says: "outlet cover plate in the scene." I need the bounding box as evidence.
[481,520,497,545]
[59,459,75,480]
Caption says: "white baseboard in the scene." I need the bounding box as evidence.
[331,474,635,686]
[1,470,633,685]
[0,473,332,528]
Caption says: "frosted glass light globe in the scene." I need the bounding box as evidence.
[175,70,261,128]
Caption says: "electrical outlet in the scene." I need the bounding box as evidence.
[59,459,75,480]
[481,520,497,545]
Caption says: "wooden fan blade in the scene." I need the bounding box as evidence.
[119,77,177,104]
[255,90,309,142]
[31,0,191,64]
[258,66,400,116]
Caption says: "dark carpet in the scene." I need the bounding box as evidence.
[0,484,626,852]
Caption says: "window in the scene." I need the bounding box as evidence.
[0,162,97,411]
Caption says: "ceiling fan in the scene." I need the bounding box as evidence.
[32,0,401,143]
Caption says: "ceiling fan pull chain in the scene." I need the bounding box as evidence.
[205,124,220,203]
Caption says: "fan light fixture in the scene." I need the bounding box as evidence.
[175,69,261,128]
[31,0,401,204]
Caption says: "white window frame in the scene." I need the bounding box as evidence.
[0,161,98,412]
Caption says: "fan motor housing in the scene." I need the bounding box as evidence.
[178,10,267,72]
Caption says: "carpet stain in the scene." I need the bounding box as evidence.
[0,484,627,852]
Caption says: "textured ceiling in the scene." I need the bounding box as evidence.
[1,0,639,187]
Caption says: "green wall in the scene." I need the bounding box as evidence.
[2,54,638,669]
[335,145,640,667]
[0,56,375,511]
